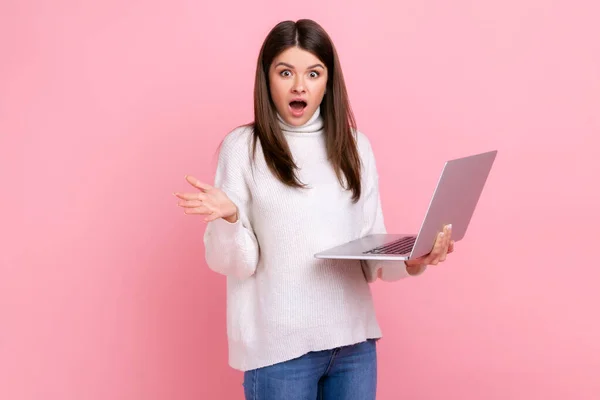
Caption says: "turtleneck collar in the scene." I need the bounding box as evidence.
[277,106,324,137]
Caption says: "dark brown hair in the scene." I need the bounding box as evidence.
[251,19,362,202]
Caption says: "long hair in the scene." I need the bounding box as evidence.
[252,19,362,203]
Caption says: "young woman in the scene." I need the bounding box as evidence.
[175,19,454,400]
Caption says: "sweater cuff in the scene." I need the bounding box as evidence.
[378,261,411,281]
[208,211,246,243]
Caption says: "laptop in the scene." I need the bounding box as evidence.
[314,150,497,261]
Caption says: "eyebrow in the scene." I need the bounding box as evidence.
[274,62,325,70]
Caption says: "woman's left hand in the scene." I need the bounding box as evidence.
[405,224,454,273]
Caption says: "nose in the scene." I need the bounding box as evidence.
[292,76,306,94]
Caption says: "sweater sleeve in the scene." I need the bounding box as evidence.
[358,133,427,282]
[203,129,259,280]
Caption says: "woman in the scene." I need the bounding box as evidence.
[175,19,454,400]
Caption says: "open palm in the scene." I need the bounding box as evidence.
[174,175,238,223]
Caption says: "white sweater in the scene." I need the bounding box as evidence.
[203,107,420,371]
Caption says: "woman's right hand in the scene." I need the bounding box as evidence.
[174,175,238,223]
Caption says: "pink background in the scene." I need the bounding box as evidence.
[1,1,599,399]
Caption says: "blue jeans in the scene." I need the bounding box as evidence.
[243,339,377,400]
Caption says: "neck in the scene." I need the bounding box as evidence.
[277,107,324,137]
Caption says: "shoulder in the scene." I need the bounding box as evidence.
[218,124,255,163]
[352,128,376,162]
[353,129,372,149]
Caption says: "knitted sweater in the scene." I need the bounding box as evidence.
[203,107,418,371]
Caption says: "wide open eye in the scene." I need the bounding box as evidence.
[280,70,292,77]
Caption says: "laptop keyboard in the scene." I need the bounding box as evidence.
[363,236,416,255]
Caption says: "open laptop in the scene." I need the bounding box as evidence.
[314,150,497,261]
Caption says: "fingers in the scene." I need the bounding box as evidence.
[183,205,213,216]
[178,200,204,208]
[425,224,452,265]
[174,192,207,201]
[418,231,442,266]
[448,240,455,254]
[185,175,213,192]
[429,231,446,265]
[439,225,452,262]
[174,176,218,220]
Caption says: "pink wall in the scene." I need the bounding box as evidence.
[1,1,599,399]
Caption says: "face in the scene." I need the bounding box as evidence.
[268,46,328,126]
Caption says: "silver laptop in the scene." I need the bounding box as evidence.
[314,150,497,261]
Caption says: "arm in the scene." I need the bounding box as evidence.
[359,136,427,282]
[203,131,259,280]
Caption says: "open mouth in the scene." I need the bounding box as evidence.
[289,100,307,112]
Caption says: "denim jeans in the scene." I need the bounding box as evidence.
[243,339,377,400]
